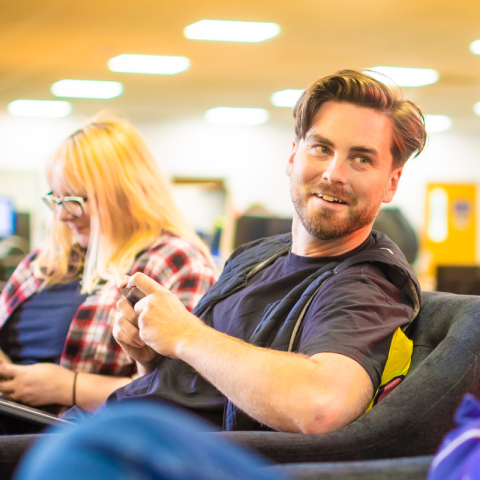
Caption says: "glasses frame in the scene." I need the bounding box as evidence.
[42,191,88,218]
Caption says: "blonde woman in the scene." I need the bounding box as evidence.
[0,114,216,421]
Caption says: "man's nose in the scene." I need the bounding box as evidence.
[322,156,347,185]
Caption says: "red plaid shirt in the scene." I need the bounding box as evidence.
[0,232,216,377]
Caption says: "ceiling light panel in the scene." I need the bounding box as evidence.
[184,20,280,43]
[51,80,124,99]
[470,40,480,54]
[204,107,269,125]
[271,89,304,107]
[473,102,480,116]
[425,115,452,133]
[108,54,190,75]
[7,100,72,118]
[367,66,439,87]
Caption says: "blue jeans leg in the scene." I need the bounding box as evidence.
[14,400,288,480]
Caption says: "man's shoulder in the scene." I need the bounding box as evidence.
[192,234,292,316]
[334,232,416,280]
[329,231,422,320]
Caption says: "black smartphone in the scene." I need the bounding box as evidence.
[120,286,146,306]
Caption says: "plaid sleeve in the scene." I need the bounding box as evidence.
[0,250,42,329]
[132,233,217,312]
[62,233,216,376]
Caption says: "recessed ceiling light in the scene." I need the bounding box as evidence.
[367,66,439,87]
[108,54,190,75]
[184,20,280,43]
[204,107,269,125]
[425,115,452,133]
[470,40,480,55]
[51,79,124,99]
[473,102,480,116]
[7,99,72,118]
[271,89,304,107]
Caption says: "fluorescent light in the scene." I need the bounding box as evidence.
[271,89,304,107]
[51,79,123,99]
[470,39,480,54]
[7,100,72,118]
[108,54,190,75]
[184,20,280,43]
[474,102,480,116]
[204,107,269,125]
[368,66,439,87]
[425,115,452,133]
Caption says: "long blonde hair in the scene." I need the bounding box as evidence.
[34,112,212,293]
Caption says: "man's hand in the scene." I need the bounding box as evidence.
[0,362,74,406]
[115,273,205,366]
[114,277,160,373]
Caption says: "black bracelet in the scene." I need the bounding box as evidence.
[72,372,78,406]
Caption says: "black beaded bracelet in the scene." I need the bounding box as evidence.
[72,372,78,406]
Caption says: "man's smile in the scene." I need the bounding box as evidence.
[314,193,348,205]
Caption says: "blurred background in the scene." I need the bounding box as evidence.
[1,0,480,293]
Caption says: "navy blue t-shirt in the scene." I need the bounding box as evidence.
[0,280,88,365]
[73,233,415,428]
[212,235,414,390]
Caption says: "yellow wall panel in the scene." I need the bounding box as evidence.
[424,184,476,273]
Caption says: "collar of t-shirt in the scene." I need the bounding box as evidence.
[277,233,375,276]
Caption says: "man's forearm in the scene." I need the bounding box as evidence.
[119,273,372,434]
[174,323,351,433]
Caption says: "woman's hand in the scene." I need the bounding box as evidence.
[0,362,75,406]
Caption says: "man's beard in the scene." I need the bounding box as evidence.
[290,181,381,241]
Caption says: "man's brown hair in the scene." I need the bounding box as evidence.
[293,69,427,167]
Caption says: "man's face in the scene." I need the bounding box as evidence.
[287,101,403,241]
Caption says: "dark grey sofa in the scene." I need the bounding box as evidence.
[267,456,433,479]
[1,291,479,479]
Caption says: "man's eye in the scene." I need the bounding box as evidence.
[315,146,329,154]
[354,156,369,164]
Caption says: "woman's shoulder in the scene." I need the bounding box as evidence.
[148,232,207,258]
[8,248,42,280]
[133,232,214,276]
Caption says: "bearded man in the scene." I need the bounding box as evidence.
[112,69,427,434]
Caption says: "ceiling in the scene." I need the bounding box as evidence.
[2,0,480,128]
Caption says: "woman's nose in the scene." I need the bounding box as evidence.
[57,204,74,222]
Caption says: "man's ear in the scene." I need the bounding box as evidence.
[286,140,298,177]
[382,166,403,204]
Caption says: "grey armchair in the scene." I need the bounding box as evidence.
[218,291,480,463]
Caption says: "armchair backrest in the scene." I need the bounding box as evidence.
[409,291,480,373]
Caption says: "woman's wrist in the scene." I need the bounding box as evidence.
[59,368,77,406]
[72,372,79,406]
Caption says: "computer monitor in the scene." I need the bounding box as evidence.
[437,266,480,296]
[234,216,292,249]
[15,212,30,247]
[0,197,15,238]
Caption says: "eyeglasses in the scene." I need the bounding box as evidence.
[42,192,88,218]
